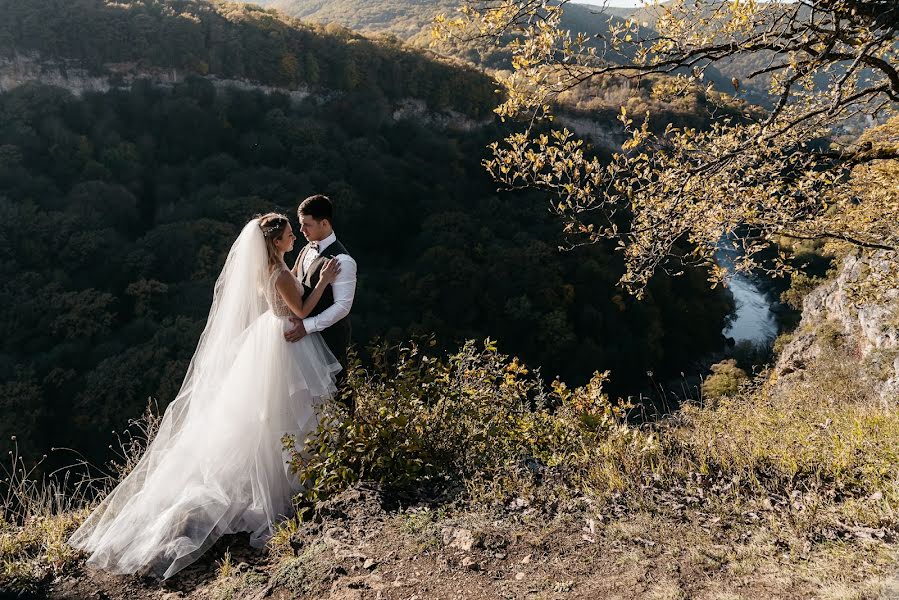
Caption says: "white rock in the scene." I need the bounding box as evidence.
[442,527,476,551]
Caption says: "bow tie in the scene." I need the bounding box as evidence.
[309,242,319,250]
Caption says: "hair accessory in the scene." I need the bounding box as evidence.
[261,217,287,238]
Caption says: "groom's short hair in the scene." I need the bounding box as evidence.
[298,195,333,224]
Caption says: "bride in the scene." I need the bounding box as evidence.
[69,214,342,579]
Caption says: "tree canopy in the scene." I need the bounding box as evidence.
[436,0,898,296]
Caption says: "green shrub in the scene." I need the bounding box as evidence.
[701,359,749,401]
[285,339,654,506]
[772,332,794,356]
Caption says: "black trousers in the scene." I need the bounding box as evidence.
[321,321,353,413]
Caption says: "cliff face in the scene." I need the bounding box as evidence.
[1,53,119,94]
[776,251,899,401]
[554,113,625,153]
[0,52,313,100]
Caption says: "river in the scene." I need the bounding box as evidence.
[716,248,779,346]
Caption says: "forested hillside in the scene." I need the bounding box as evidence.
[0,57,732,466]
[257,0,453,41]
[0,0,496,117]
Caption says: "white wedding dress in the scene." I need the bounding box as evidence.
[69,219,341,579]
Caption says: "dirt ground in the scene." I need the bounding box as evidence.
[39,485,899,600]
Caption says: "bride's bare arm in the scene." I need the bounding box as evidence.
[275,259,341,319]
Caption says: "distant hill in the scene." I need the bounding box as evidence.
[252,0,627,63]
[252,0,447,38]
[249,0,773,105]
[0,0,498,117]
[255,0,453,41]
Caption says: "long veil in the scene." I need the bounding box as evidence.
[69,219,288,577]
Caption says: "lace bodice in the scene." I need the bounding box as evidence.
[263,265,297,318]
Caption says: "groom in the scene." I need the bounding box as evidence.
[284,195,357,406]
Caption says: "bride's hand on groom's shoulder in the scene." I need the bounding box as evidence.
[320,258,341,284]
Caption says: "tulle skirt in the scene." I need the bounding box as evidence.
[68,311,341,579]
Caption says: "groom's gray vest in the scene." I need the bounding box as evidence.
[298,240,351,366]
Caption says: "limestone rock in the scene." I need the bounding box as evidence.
[774,251,899,401]
[442,527,479,551]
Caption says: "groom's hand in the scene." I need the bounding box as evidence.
[285,317,307,343]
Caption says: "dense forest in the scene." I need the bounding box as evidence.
[0,0,734,464]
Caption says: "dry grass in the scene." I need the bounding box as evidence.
[0,401,161,593]
[0,441,94,592]
[673,352,899,511]
[0,509,87,590]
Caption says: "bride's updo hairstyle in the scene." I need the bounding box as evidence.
[257,213,290,268]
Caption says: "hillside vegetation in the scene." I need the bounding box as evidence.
[253,0,772,104]
[2,1,896,598]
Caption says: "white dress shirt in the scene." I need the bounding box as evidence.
[300,232,357,334]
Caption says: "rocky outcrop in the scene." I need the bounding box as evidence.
[0,53,116,94]
[390,97,491,131]
[0,52,314,101]
[775,251,899,402]
[554,113,626,153]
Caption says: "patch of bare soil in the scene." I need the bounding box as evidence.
[43,484,899,600]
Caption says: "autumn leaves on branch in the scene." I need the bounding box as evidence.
[435,0,898,297]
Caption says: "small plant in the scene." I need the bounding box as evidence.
[701,360,749,401]
[217,549,233,579]
[268,516,302,559]
[772,333,794,356]
[780,273,824,311]
[817,320,845,350]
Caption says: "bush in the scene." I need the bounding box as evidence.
[285,339,655,507]
[772,332,794,356]
[701,359,749,401]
